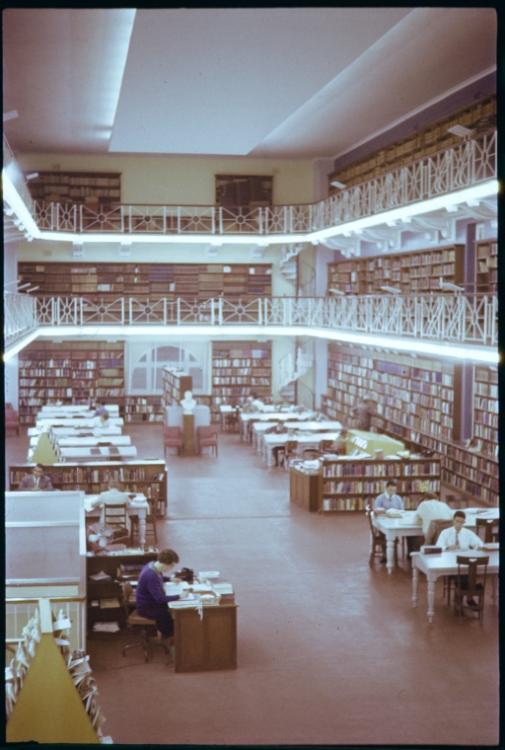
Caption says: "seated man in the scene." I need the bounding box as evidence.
[19,464,53,491]
[136,548,186,640]
[88,479,131,536]
[374,481,404,511]
[92,402,110,418]
[436,511,483,551]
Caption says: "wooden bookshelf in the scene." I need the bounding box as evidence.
[28,170,121,207]
[290,455,441,513]
[475,239,497,293]
[215,174,273,208]
[18,341,125,426]
[161,368,193,409]
[9,460,168,516]
[211,341,272,421]
[324,343,498,506]
[124,395,164,423]
[18,262,272,303]
[473,366,498,459]
[327,245,464,295]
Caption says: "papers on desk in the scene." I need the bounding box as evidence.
[164,581,189,596]
[213,583,234,595]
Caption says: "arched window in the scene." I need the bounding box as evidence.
[127,342,207,395]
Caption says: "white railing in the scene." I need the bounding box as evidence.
[5,597,86,652]
[4,292,38,347]
[31,130,496,237]
[29,294,498,347]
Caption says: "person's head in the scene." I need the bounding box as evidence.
[452,510,466,532]
[157,548,180,575]
[340,428,349,438]
[250,392,258,400]
[99,411,109,422]
[34,464,45,478]
[107,479,122,491]
[385,481,397,497]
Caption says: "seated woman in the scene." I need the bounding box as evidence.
[136,549,188,640]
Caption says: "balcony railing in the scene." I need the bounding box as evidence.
[31,130,496,237]
[24,294,497,348]
[4,291,38,347]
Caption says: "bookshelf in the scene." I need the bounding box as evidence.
[215,174,273,208]
[290,455,441,513]
[18,262,272,303]
[161,368,193,408]
[324,343,498,506]
[18,341,125,426]
[28,170,121,207]
[475,239,497,293]
[327,245,464,295]
[211,340,272,421]
[9,460,168,516]
[6,599,105,743]
[124,395,164,424]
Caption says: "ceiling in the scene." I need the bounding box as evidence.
[3,7,496,159]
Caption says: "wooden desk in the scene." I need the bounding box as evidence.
[28,426,123,438]
[261,430,341,467]
[239,409,310,441]
[411,549,499,623]
[254,420,342,451]
[58,446,138,462]
[40,404,119,416]
[56,436,132,448]
[289,468,322,512]
[36,417,124,429]
[170,603,237,673]
[373,508,499,575]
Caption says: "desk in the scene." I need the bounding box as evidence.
[254,420,342,451]
[36,417,124,429]
[56,436,132,448]
[84,493,148,547]
[373,508,499,575]
[40,404,119,416]
[28,426,123,438]
[411,549,499,623]
[261,430,341,468]
[169,602,237,672]
[239,409,313,441]
[58,445,138,462]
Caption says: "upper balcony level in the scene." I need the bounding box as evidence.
[3,130,497,246]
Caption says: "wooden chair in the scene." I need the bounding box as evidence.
[425,519,453,546]
[319,439,335,452]
[130,500,158,548]
[476,517,499,544]
[197,425,218,456]
[163,426,183,457]
[120,582,171,663]
[5,404,20,436]
[280,440,298,471]
[454,554,489,621]
[224,409,240,433]
[365,505,398,568]
[103,503,131,545]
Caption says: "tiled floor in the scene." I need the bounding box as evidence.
[6,425,499,745]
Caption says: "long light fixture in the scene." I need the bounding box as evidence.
[3,166,498,248]
[3,324,496,365]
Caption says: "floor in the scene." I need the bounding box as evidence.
[6,425,499,746]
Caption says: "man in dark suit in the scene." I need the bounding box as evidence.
[19,464,53,490]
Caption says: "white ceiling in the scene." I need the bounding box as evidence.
[3,7,496,159]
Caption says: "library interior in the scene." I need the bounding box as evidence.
[3,7,500,747]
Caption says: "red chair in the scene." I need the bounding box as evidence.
[5,404,20,436]
[163,426,183,457]
[197,425,218,456]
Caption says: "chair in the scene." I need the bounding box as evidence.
[319,439,335,452]
[476,517,499,544]
[224,409,240,433]
[425,518,453,546]
[365,505,398,568]
[279,440,299,471]
[103,503,131,545]
[5,404,20,436]
[454,554,489,621]
[197,425,218,456]
[163,426,183,457]
[130,499,158,548]
[121,582,171,663]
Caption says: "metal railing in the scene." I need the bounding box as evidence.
[5,597,86,652]
[25,293,498,347]
[4,291,38,347]
[31,130,496,237]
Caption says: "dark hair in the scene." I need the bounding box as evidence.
[386,481,397,488]
[35,463,45,471]
[158,548,179,565]
[453,510,466,521]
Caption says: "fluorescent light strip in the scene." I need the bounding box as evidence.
[3,164,497,247]
[3,325,495,364]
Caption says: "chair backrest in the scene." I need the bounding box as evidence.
[475,517,498,543]
[425,518,453,545]
[319,439,334,451]
[163,426,182,438]
[104,503,128,527]
[365,505,380,539]
[456,554,489,594]
[197,425,217,437]
[285,440,298,452]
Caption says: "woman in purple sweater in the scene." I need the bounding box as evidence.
[136,548,183,639]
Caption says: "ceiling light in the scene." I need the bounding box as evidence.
[447,125,474,138]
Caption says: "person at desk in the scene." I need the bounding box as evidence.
[136,548,186,640]
[327,428,349,455]
[266,422,288,467]
[88,479,130,510]
[19,464,53,490]
[93,403,110,418]
[94,411,110,427]
[436,511,483,551]
[374,481,404,511]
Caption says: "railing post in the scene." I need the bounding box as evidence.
[176,297,181,325]
[210,298,215,326]
[218,206,223,235]
[211,206,216,235]
[257,297,262,325]
[120,298,125,325]
[217,297,223,325]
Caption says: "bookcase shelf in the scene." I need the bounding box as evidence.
[28,170,121,208]
[124,395,164,423]
[161,368,194,409]
[18,341,125,426]
[211,340,272,422]
[9,460,167,515]
[323,343,498,506]
[475,239,497,293]
[290,455,441,513]
[18,262,272,303]
[327,244,464,295]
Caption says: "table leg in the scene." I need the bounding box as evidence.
[267,446,273,468]
[412,566,418,607]
[427,579,435,623]
[386,537,395,575]
[138,512,146,548]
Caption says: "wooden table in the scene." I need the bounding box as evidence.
[254,420,342,451]
[411,549,499,623]
[55,435,132,448]
[84,493,149,547]
[239,409,313,441]
[39,404,119,416]
[28,425,123,439]
[169,602,237,672]
[261,430,341,468]
[373,508,499,574]
[36,417,124,430]
[58,445,138,462]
